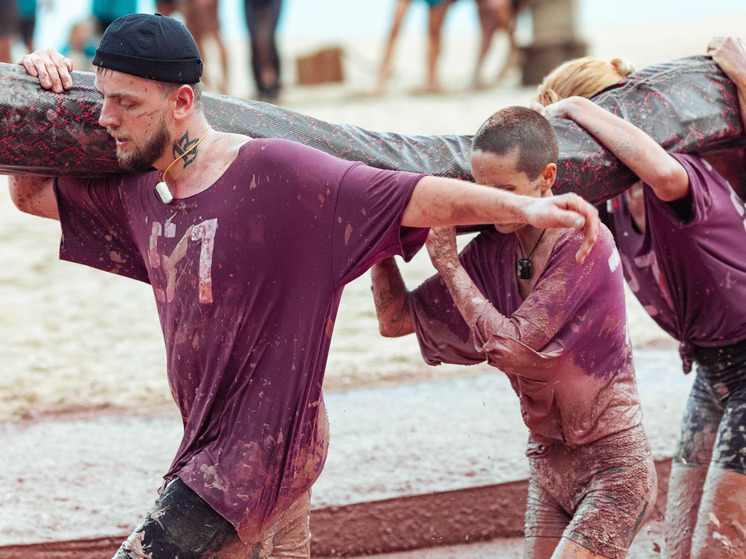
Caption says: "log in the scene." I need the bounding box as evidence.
[0,55,742,204]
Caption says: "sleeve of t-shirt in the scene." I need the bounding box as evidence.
[331,162,430,286]
[54,175,150,283]
[407,268,487,367]
[645,153,716,227]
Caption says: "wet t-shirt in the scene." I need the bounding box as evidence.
[602,153,746,371]
[54,139,428,542]
[408,226,643,448]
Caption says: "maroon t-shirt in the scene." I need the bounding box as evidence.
[54,138,428,541]
[602,153,746,371]
[408,226,643,448]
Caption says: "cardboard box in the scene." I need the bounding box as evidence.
[296,46,344,85]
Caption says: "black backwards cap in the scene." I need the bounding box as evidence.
[92,12,203,83]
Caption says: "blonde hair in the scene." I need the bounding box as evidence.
[534,56,636,106]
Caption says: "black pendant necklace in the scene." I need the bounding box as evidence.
[516,229,546,280]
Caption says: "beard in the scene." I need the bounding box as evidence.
[114,116,171,173]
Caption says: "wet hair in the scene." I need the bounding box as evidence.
[534,56,636,106]
[472,105,558,180]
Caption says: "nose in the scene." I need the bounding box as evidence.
[98,100,118,129]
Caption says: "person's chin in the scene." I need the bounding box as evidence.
[117,153,154,173]
[495,223,521,234]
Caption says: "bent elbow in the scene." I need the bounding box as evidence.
[378,324,395,338]
[377,312,414,338]
[9,187,38,215]
[8,179,27,212]
[650,165,689,202]
[8,175,59,219]
[378,320,402,338]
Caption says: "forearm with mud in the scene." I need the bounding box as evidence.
[370,258,414,337]
[434,258,517,339]
[435,262,561,377]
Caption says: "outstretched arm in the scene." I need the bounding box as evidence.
[403,176,598,263]
[370,257,414,337]
[708,36,746,133]
[540,96,689,202]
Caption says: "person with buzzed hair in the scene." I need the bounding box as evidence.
[371,105,656,559]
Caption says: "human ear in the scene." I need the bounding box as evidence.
[172,84,195,119]
[540,162,557,194]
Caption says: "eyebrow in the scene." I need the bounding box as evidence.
[93,82,140,100]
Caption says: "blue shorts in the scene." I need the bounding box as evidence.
[675,339,746,474]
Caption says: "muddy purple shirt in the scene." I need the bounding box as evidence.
[408,226,643,448]
[54,139,427,541]
[602,153,746,371]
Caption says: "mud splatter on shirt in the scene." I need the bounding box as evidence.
[54,139,428,542]
[408,226,643,447]
[602,153,746,372]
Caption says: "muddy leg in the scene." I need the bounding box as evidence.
[665,463,709,558]
[690,468,746,558]
[665,370,721,557]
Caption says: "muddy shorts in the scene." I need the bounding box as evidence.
[524,425,657,559]
[676,339,746,474]
[113,477,311,559]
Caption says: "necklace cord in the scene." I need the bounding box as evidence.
[158,126,211,186]
[517,228,546,259]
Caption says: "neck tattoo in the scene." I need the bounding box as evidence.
[516,229,546,280]
[154,126,212,204]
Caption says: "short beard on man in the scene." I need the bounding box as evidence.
[115,116,171,172]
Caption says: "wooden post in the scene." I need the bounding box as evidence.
[520,0,587,85]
